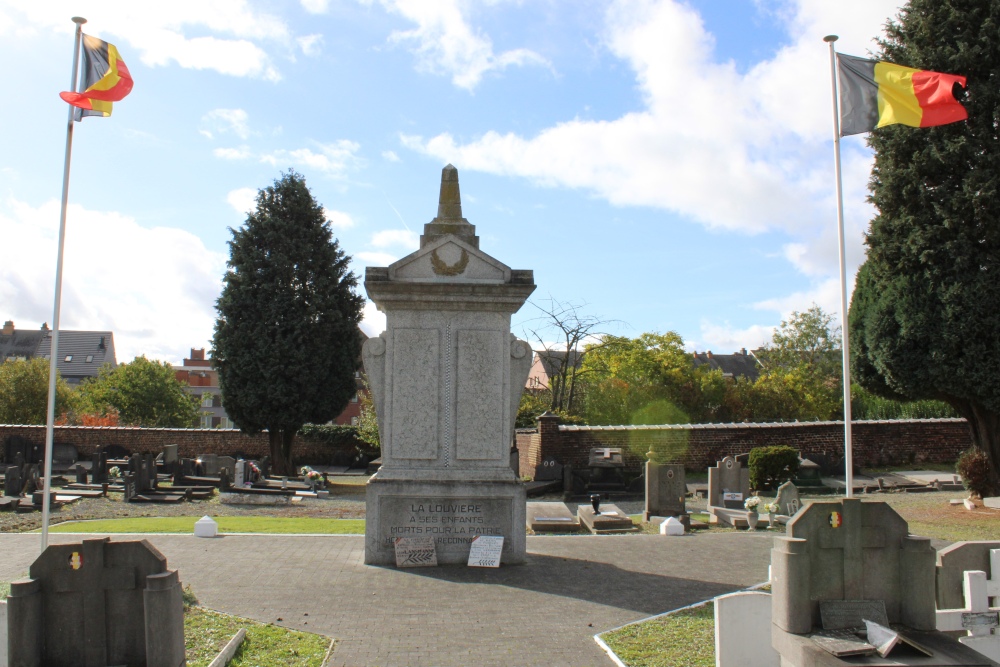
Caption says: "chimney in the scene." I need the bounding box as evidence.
[98,336,106,350]
[2,320,13,335]
[40,322,49,331]
[740,347,747,355]
[706,350,713,359]
[191,348,205,361]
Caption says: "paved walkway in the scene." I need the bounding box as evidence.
[0,532,773,667]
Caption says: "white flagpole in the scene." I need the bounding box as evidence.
[41,16,87,552]
[824,34,855,499]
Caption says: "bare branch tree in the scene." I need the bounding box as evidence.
[521,298,619,414]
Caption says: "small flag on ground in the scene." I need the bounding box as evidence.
[837,53,966,136]
[59,34,133,118]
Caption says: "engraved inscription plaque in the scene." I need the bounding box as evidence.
[391,329,440,459]
[456,330,505,460]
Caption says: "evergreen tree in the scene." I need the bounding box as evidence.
[212,171,364,474]
[849,0,1000,492]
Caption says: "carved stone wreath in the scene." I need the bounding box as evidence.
[431,247,469,276]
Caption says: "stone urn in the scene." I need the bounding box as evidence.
[746,511,759,530]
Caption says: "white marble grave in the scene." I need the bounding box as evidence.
[714,591,778,667]
[936,549,1000,662]
[363,165,535,565]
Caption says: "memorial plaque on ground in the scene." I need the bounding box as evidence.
[394,536,438,568]
[525,501,580,533]
[468,535,504,567]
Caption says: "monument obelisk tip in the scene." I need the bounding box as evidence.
[437,164,463,221]
[422,163,477,248]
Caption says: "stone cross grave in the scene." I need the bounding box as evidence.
[6,537,185,667]
[936,567,1000,661]
[772,498,936,635]
[644,460,686,522]
[362,164,535,565]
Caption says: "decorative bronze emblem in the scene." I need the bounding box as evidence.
[431,247,469,276]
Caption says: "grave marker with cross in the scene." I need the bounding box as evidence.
[936,553,1000,662]
[6,537,186,667]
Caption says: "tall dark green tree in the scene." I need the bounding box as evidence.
[849,1,1000,492]
[212,171,364,474]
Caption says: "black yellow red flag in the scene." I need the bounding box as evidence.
[59,34,133,119]
[837,53,966,136]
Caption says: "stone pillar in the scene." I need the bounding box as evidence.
[7,578,42,667]
[771,537,812,634]
[535,411,560,468]
[0,599,8,667]
[900,535,937,631]
[144,570,186,667]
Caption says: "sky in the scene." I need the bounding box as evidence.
[0,0,908,364]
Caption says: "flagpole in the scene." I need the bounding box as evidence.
[41,16,87,552]
[824,34,855,499]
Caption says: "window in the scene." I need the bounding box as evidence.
[86,355,94,363]
[350,416,358,426]
[350,393,359,403]
[64,355,73,362]
[200,415,212,429]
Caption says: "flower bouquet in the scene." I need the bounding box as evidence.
[108,466,121,479]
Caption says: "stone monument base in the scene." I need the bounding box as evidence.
[365,476,526,565]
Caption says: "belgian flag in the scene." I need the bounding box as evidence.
[837,53,966,136]
[59,34,133,119]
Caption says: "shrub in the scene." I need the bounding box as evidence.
[957,448,994,498]
[748,445,799,491]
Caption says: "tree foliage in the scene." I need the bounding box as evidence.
[848,0,1000,492]
[0,358,74,425]
[76,356,199,428]
[212,171,364,475]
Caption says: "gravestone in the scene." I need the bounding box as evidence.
[4,465,21,497]
[5,436,42,465]
[217,456,236,478]
[707,455,751,527]
[52,442,78,466]
[525,501,580,533]
[13,451,25,468]
[259,456,270,479]
[769,498,994,666]
[6,537,185,667]
[644,458,687,522]
[714,591,779,667]
[219,467,231,490]
[937,542,1000,610]
[576,503,637,533]
[75,464,89,484]
[123,471,138,502]
[774,480,801,517]
[104,444,129,460]
[362,165,534,565]
[92,446,108,484]
[146,453,159,490]
[534,457,563,482]
[201,454,220,476]
[162,444,178,467]
[234,459,246,487]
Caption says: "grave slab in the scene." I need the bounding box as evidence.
[715,591,778,667]
[526,501,580,533]
[576,503,637,533]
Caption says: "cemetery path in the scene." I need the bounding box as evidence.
[0,532,772,667]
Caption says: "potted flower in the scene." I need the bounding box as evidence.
[744,495,761,530]
[300,466,322,491]
[108,466,121,480]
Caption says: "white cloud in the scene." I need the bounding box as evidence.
[401,0,900,290]
[694,320,774,354]
[753,278,851,330]
[355,251,398,266]
[202,108,251,140]
[226,187,258,215]
[324,208,355,229]
[0,198,226,364]
[258,140,363,177]
[297,33,323,56]
[360,300,386,337]
[381,0,549,90]
[300,0,330,14]
[382,150,401,162]
[0,0,293,81]
[214,146,252,160]
[370,229,419,249]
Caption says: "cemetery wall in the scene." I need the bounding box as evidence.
[518,416,971,478]
[0,424,367,466]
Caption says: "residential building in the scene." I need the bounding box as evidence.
[525,349,584,392]
[691,348,762,381]
[0,320,116,385]
[173,348,231,429]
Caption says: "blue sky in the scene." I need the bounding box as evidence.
[0,0,906,363]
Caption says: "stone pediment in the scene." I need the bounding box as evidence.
[388,235,510,283]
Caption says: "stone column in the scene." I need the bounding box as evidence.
[144,570,186,667]
[900,535,937,631]
[771,537,812,633]
[7,578,42,667]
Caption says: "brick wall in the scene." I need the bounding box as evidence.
[518,418,972,479]
[0,424,365,466]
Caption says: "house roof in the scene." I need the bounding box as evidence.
[0,329,46,362]
[33,330,117,381]
[692,350,761,381]
[534,350,584,379]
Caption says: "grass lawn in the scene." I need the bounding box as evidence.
[601,603,715,667]
[45,517,365,534]
[185,606,331,667]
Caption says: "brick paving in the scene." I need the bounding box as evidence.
[0,532,772,667]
